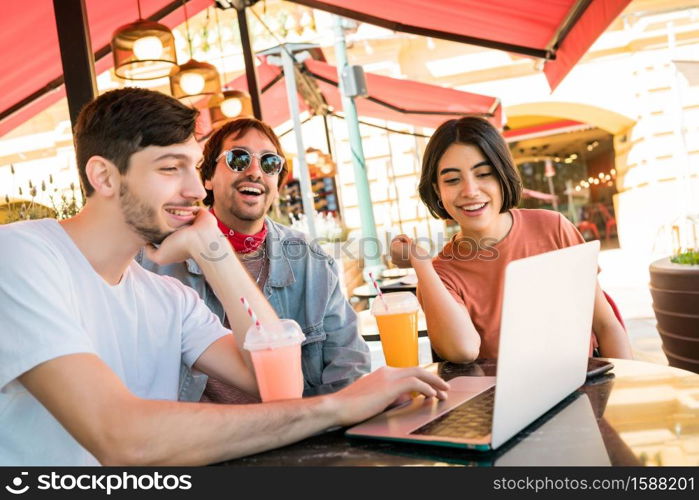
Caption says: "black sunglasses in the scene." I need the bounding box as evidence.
[216,148,285,176]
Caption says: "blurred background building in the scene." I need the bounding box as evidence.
[1,0,698,263]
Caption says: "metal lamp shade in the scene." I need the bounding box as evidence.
[209,89,253,127]
[112,20,177,80]
[169,59,222,104]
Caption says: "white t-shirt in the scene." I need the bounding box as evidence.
[0,219,230,465]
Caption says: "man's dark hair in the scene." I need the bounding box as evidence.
[74,87,198,197]
[418,116,522,220]
[200,118,289,206]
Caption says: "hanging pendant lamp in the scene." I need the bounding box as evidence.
[210,89,254,127]
[169,1,221,104]
[208,8,251,127]
[111,0,177,80]
[170,59,222,102]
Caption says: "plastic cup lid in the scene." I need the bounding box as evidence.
[371,291,420,316]
[243,319,305,351]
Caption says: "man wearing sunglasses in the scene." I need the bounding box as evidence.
[140,118,370,404]
[0,88,448,465]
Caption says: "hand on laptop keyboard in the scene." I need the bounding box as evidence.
[328,366,450,427]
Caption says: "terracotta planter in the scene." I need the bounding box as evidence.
[656,328,699,358]
[662,348,699,373]
[652,308,699,333]
[649,257,699,373]
[649,287,699,313]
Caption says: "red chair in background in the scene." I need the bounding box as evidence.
[577,203,617,241]
[577,220,600,240]
[597,203,617,241]
[577,204,601,240]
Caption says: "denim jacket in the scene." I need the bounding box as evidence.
[136,218,370,400]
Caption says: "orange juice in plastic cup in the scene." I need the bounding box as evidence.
[371,292,420,367]
[244,319,305,402]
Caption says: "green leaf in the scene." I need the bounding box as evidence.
[671,251,699,265]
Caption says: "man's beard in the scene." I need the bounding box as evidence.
[119,182,172,244]
[227,199,268,222]
[227,182,270,222]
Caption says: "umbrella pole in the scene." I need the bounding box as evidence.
[280,47,317,239]
[234,4,262,120]
[333,16,384,279]
[53,0,97,135]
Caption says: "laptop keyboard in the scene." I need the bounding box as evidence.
[410,387,495,439]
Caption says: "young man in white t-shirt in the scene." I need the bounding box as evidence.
[0,88,448,466]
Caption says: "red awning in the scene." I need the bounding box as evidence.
[503,119,590,142]
[229,58,501,130]
[0,0,211,138]
[288,0,631,91]
[0,0,627,137]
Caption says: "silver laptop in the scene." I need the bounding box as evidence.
[493,393,610,466]
[346,240,600,451]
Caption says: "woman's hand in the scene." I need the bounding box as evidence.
[390,234,431,269]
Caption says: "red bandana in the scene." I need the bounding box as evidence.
[210,208,267,254]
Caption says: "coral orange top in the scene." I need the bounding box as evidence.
[417,208,594,359]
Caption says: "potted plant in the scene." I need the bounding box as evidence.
[649,218,699,373]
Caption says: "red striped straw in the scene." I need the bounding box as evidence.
[240,296,262,331]
[368,272,388,311]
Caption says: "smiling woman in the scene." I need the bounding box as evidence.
[434,144,509,242]
[391,116,633,363]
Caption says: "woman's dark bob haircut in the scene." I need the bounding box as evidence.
[418,116,522,220]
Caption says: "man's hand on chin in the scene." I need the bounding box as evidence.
[144,208,224,266]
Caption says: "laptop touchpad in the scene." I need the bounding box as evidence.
[447,376,496,393]
[348,376,496,436]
